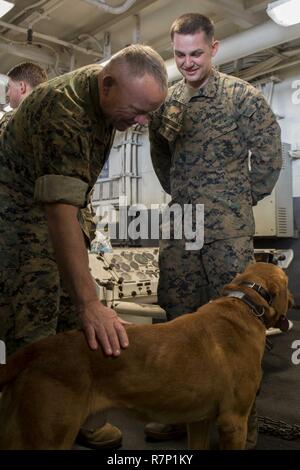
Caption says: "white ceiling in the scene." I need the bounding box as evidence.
[0,0,299,85]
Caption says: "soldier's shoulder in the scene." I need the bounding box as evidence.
[167,79,185,100]
[218,71,260,98]
[216,71,266,112]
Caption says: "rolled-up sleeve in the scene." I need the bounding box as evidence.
[32,90,93,207]
[34,175,89,206]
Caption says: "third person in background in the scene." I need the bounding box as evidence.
[0,62,47,132]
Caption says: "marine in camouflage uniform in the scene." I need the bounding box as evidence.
[149,67,282,320]
[0,64,114,356]
[0,109,97,345]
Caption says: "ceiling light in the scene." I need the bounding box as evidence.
[267,0,300,26]
[0,1,14,19]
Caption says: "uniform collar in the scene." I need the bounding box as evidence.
[182,67,219,100]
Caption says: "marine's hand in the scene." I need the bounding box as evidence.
[78,300,129,356]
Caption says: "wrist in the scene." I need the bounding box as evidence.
[76,298,101,312]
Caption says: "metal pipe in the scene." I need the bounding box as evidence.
[131,130,137,205]
[132,13,141,44]
[30,2,67,27]
[0,41,57,65]
[121,131,127,196]
[78,34,103,54]
[84,0,136,15]
[133,128,140,205]
[245,58,300,81]
[125,129,132,206]
[0,19,102,58]
[4,0,49,26]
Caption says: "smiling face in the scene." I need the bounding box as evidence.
[173,31,219,89]
[99,69,166,131]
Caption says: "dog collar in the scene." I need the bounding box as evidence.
[225,290,267,327]
[238,281,272,304]
[225,288,289,333]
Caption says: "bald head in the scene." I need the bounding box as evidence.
[99,44,167,131]
[102,44,168,95]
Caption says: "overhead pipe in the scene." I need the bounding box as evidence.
[29,1,67,28]
[245,58,300,81]
[0,0,64,35]
[165,20,300,81]
[3,0,50,27]
[84,0,136,15]
[0,19,102,58]
[132,13,141,44]
[0,41,57,66]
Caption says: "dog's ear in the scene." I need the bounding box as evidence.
[268,277,289,317]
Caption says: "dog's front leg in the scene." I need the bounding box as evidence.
[187,420,212,449]
[217,414,248,450]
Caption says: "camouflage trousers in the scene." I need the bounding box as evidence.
[158,236,255,320]
[0,253,80,357]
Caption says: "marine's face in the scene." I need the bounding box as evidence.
[6,79,22,109]
[173,31,219,88]
[101,72,166,131]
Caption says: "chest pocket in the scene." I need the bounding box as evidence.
[184,99,239,143]
[204,119,238,142]
[179,103,241,168]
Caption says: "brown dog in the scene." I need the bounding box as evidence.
[0,262,293,450]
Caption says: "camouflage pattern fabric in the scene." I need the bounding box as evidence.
[149,68,282,243]
[149,68,282,318]
[0,65,114,356]
[0,111,14,135]
[158,236,255,320]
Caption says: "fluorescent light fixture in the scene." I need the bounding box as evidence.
[267,0,300,26]
[0,1,14,19]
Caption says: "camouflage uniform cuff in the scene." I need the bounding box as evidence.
[34,175,89,206]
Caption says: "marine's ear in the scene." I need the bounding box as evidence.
[102,75,115,95]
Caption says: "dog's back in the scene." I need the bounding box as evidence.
[0,262,292,449]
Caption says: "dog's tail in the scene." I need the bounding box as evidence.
[0,341,45,390]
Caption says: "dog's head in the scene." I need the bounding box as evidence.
[228,262,294,330]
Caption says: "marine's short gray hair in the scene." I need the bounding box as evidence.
[104,44,168,93]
